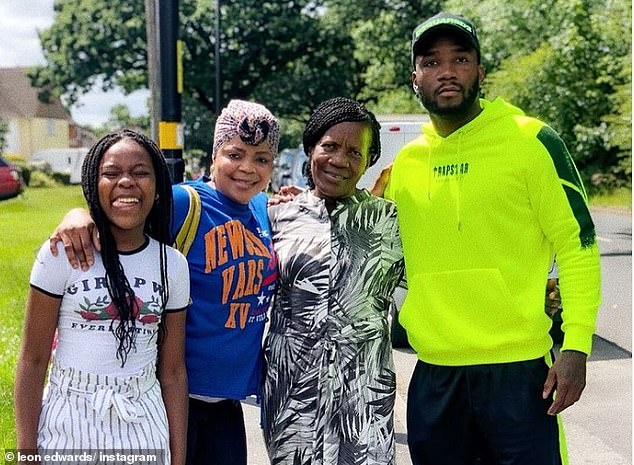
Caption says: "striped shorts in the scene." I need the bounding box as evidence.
[37,359,170,464]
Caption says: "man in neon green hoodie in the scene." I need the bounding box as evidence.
[379,12,601,465]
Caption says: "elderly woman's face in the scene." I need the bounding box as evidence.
[212,136,274,204]
[310,121,371,200]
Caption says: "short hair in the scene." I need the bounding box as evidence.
[302,97,381,188]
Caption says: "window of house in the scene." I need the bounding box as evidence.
[47,119,56,136]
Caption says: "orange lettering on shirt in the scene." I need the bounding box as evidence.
[244,229,270,258]
[232,262,246,299]
[225,303,239,328]
[224,303,251,330]
[225,220,245,260]
[239,303,250,329]
[244,259,257,296]
[216,225,228,266]
[221,266,235,304]
[243,230,257,255]
[253,259,264,294]
[204,230,217,272]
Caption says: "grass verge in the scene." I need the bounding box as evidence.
[0,186,85,449]
[589,187,631,212]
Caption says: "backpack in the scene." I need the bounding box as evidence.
[173,185,201,257]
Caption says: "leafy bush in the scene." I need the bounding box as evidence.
[183,149,207,180]
[28,170,59,188]
[27,161,71,186]
[51,172,71,185]
[18,165,31,186]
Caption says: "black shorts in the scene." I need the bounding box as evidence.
[186,398,247,465]
[407,357,566,465]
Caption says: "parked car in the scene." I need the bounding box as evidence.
[0,157,24,199]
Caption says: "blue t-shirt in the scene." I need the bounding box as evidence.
[172,178,277,399]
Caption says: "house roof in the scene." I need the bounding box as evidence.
[0,67,71,120]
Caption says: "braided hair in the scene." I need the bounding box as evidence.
[302,97,381,188]
[81,128,173,367]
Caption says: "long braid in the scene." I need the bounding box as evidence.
[302,97,382,188]
[81,129,172,367]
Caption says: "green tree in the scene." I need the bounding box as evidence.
[445,0,632,189]
[32,0,365,153]
[599,52,632,188]
[32,0,148,103]
[326,0,442,112]
[90,104,151,138]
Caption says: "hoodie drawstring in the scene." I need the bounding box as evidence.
[427,145,432,200]
[456,132,463,231]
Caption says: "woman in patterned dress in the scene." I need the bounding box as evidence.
[262,97,405,465]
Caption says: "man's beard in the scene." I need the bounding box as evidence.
[416,78,480,116]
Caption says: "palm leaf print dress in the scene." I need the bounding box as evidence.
[263,189,405,465]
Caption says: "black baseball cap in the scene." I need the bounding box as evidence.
[411,12,480,65]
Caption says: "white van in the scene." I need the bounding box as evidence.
[357,115,428,189]
[31,148,89,184]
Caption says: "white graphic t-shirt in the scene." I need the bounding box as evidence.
[30,238,190,375]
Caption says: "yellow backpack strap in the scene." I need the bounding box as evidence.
[173,185,201,257]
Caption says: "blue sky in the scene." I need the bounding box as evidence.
[0,0,148,127]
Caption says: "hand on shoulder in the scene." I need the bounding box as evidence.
[268,185,305,206]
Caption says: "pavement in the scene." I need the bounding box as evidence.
[241,334,631,464]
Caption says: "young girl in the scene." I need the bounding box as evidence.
[15,129,190,464]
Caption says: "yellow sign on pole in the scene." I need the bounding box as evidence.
[159,121,184,149]
[177,39,184,94]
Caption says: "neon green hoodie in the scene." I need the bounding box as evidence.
[385,98,601,366]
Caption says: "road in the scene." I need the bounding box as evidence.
[592,208,632,351]
[245,337,631,465]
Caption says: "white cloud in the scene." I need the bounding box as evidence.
[0,0,54,66]
[71,87,150,128]
[0,0,148,128]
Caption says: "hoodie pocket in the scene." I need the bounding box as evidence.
[401,268,526,346]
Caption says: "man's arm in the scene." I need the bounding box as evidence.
[528,125,601,414]
[369,163,393,198]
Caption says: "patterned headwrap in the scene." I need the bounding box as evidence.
[212,99,280,158]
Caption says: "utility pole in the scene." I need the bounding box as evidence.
[214,0,221,114]
[144,0,161,141]
[158,0,184,183]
